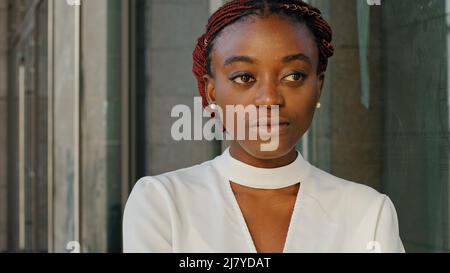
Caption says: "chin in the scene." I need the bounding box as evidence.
[238,140,296,160]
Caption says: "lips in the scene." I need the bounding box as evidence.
[249,117,290,128]
[248,117,290,137]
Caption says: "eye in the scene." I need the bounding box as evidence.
[230,74,256,85]
[283,72,306,82]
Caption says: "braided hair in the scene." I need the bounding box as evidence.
[192,0,334,108]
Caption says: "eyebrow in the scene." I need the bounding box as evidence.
[281,53,312,64]
[223,56,256,67]
[223,53,312,68]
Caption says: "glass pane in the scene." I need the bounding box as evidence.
[308,0,449,252]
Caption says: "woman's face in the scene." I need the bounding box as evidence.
[205,14,324,160]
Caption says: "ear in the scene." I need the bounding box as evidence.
[203,74,216,104]
[316,72,325,102]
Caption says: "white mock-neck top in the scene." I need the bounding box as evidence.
[123,147,405,253]
[218,148,310,189]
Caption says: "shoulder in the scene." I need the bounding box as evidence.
[123,176,179,252]
[136,158,219,192]
[306,166,404,252]
[123,176,173,223]
[123,157,223,251]
[306,165,393,220]
[308,165,384,201]
[125,157,220,209]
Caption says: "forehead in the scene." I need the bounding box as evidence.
[211,14,318,64]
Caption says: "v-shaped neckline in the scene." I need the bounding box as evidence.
[223,179,305,253]
[212,147,313,252]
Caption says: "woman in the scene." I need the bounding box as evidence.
[123,0,405,253]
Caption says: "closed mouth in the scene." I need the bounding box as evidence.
[249,117,291,128]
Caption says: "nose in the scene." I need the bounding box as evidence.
[254,78,285,108]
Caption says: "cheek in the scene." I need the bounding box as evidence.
[214,77,249,106]
[212,75,230,101]
[287,83,317,105]
[285,86,318,122]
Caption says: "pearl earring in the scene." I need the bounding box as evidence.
[210,103,218,110]
[316,102,321,109]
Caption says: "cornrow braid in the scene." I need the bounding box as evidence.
[193,0,334,108]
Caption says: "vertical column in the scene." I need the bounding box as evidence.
[81,0,123,252]
[447,0,450,253]
[145,0,219,175]
[80,0,107,252]
[328,0,382,191]
[53,0,76,252]
[308,0,331,171]
[0,0,8,253]
[105,0,122,253]
[121,0,130,216]
[18,64,25,251]
[47,0,54,254]
[73,0,81,248]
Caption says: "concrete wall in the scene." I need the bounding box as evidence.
[144,0,220,176]
[3,0,48,253]
[309,0,383,191]
[53,0,76,252]
[330,0,383,191]
[51,0,123,253]
[308,0,332,171]
[80,0,108,253]
[35,1,49,252]
[46,0,220,253]
[0,0,8,253]
[382,0,449,252]
[81,0,122,253]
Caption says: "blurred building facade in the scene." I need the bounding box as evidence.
[0,0,449,253]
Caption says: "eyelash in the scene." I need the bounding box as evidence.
[229,71,307,85]
[230,73,255,85]
[283,72,307,82]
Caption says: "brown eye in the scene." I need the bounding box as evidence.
[283,72,306,82]
[231,74,255,84]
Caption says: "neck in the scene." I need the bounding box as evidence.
[229,142,298,169]
[230,181,300,196]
